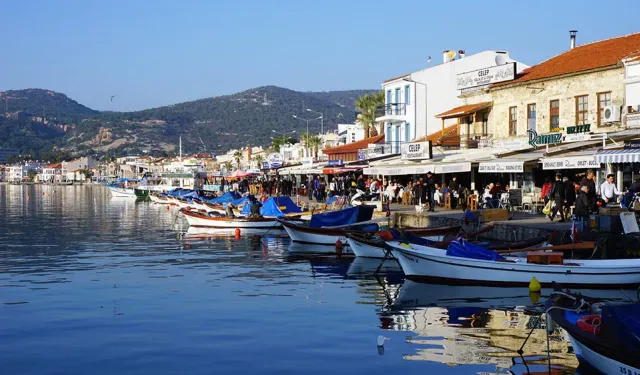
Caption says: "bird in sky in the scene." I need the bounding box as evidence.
[110,95,117,102]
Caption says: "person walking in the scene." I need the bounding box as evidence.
[449,176,460,209]
[563,177,575,218]
[580,169,597,210]
[600,174,620,207]
[424,171,437,212]
[548,173,566,222]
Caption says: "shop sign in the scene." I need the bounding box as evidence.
[562,134,590,142]
[327,159,343,166]
[456,62,516,90]
[435,162,471,174]
[566,124,591,134]
[400,141,432,160]
[478,161,524,173]
[261,162,270,170]
[542,156,599,169]
[527,129,562,148]
[302,157,313,167]
[267,153,284,169]
[624,140,640,150]
[495,138,527,148]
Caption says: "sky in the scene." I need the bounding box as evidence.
[2,0,639,112]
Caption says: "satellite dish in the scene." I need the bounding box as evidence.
[495,55,507,66]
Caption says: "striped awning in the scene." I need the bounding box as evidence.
[594,149,640,163]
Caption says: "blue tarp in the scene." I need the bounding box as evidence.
[601,304,640,353]
[240,196,303,217]
[309,205,375,228]
[446,239,505,261]
[209,191,242,204]
[180,191,200,199]
[390,230,437,247]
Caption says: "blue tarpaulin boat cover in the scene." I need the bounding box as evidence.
[309,205,375,228]
[446,240,505,261]
[181,191,200,199]
[391,230,437,247]
[240,196,303,217]
[209,192,242,204]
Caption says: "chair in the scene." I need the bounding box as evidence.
[467,194,478,211]
[443,193,451,209]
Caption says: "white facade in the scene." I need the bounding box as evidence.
[6,163,43,182]
[379,50,529,150]
[623,55,640,111]
[41,165,62,182]
[337,123,365,145]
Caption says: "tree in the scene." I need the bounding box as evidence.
[27,169,38,182]
[300,132,313,158]
[270,136,296,152]
[308,135,322,159]
[253,154,265,168]
[233,150,243,170]
[222,161,233,172]
[78,168,94,181]
[355,91,385,139]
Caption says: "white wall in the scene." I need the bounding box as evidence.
[337,124,365,144]
[382,50,529,141]
[625,61,640,109]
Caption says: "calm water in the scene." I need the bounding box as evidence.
[1,185,622,375]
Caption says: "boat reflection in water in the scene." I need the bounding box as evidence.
[380,281,635,374]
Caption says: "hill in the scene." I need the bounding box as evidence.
[0,86,376,157]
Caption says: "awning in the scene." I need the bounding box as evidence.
[363,164,434,176]
[322,166,363,175]
[435,162,471,174]
[542,155,600,169]
[479,161,524,173]
[435,102,492,120]
[595,149,640,163]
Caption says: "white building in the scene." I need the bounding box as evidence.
[6,163,44,182]
[378,50,529,152]
[623,50,640,128]
[337,123,365,145]
[41,163,62,183]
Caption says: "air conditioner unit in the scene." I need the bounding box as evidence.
[602,105,621,123]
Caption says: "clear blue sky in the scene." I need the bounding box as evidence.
[2,0,638,112]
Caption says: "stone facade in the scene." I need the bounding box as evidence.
[461,67,625,140]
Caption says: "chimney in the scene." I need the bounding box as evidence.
[458,50,465,59]
[570,30,577,49]
[443,50,450,63]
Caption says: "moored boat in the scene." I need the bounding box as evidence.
[277,205,378,246]
[107,186,137,198]
[546,289,640,374]
[181,209,281,229]
[387,239,640,288]
[345,226,461,258]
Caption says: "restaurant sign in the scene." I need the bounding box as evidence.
[327,159,344,166]
[400,141,432,160]
[478,161,524,173]
[566,124,590,134]
[542,156,600,169]
[624,140,640,150]
[527,129,562,148]
[267,152,284,169]
[456,62,516,90]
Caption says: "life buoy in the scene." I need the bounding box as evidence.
[576,314,601,335]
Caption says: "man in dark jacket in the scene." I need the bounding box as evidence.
[548,173,566,222]
[580,169,596,210]
[449,176,460,209]
[563,177,575,216]
[424,172,437,212]
[574,185,591,218]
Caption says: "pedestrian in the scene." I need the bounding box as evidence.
[424,171,436,212]
[574,185,591,220]
[600,174,620,207]
[449,176,460,209]
[580,169,597,210]
[548,173,566,222]
[307,177,313,201]
[541,178,552,205]
[563,177,575,217]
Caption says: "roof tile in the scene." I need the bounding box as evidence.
[323,134,385,154]
[435,102,492,119]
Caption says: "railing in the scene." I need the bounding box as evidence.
[376,103,406,117]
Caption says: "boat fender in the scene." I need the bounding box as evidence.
[576,314,601,335]
[399,243,412,249]
[235,228,241,239]
[335,240,343,257]
[377,231,394,241]
[529,277,541,293]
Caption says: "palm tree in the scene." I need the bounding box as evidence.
[254,154,265,169]
[355,91,385,139]
[308,135,322,159]
[271,136,295,152]
[300,132,313,158]
[233,150,243,170]
[222,161,233,172]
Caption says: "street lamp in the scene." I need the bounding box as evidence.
[306,109,324,135]
[403,77,433,137]
[293,114,321,135]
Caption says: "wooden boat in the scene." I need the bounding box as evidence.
[150,193,170,204]
[107,186,137,198]
[277,205,378,246]
[546,289,640,374]
[181,209,281,229]
[387,240,640,288]
[345,225,461,258]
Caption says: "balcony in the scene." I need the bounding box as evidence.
[375,103,407,123]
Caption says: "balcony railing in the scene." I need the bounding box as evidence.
[376,103,406,117]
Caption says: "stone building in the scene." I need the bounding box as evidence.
[441,32,640,147]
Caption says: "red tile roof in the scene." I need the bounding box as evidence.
[435,102,492,119]
[323,135,385,154]
[493,32,640,87]
[43,163,62,169]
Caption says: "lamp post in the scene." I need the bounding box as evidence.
[306,109,324,135]
[403,77,432,138]
[293,115,321,158]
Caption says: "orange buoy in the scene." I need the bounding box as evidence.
[377,230,394,241]
[335,239,343,257]
[183,243,192,249]
[42,192,45,196]
[27,195,30,200]
[235,228,241,239]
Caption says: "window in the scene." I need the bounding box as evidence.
[386,90,391,104]
[395,88,400,104]
[527,103,536,131]
[550,100,560,130]
[575,95,588,125]
[597,92,612,126]
[509,106,517,136]
[481,112,488,136]
[405,123,411,142]
[405,85,410,105]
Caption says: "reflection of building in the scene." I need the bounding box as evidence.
[384,305,578,371]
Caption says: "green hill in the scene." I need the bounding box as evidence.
[0,86,376,157]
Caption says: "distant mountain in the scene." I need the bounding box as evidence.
[0,86,376,157]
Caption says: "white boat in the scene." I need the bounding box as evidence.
[107,186,137,198]
[387,241,640,288]
[569,335,638,374]
[287,241,351,255]
[181,209,281,229]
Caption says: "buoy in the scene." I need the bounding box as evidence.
[529,291,540,304]
[377,335,387,347]
[529,277,541,293]
[183,243,192,249]
[235,228,241,239]
[377,230,394,241]
[335,239,343,256]
[42,192,45,196]
[27,195,30,200]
